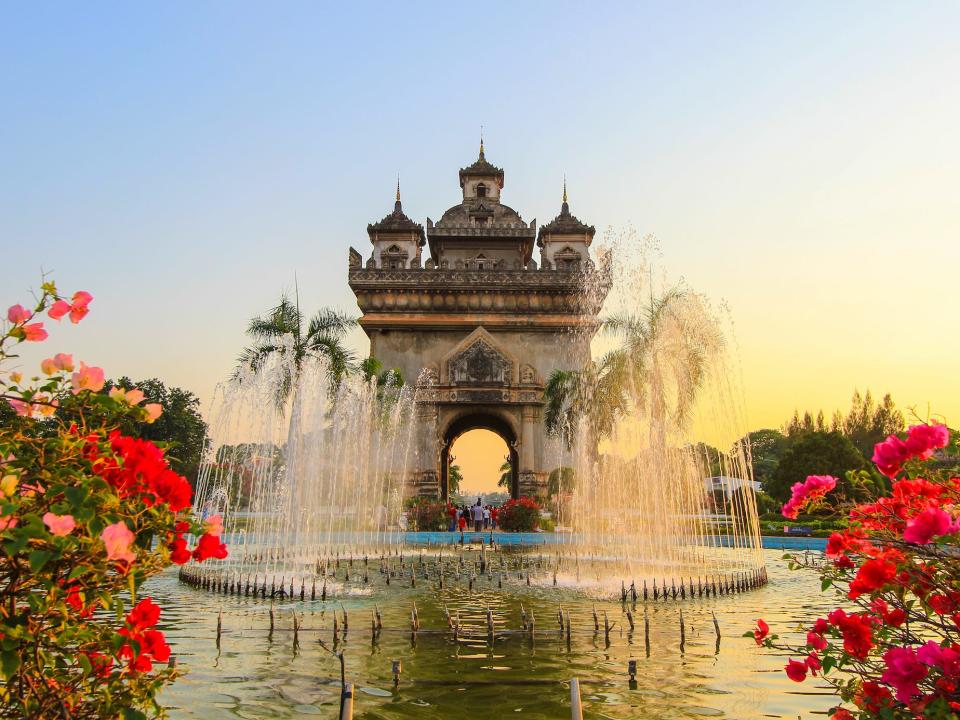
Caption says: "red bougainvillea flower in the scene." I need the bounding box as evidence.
[848,556,899,599]
[169,537,191,564]
[857,681,893,713]
[126,597,161,630]
[873,435,910,478]
[903,506,959,545]
[192,532,228,562]
[785,658,808,682]
[6,304,31,324]
[753,618,769,645]
[871,598,906,628]
[781,475,837,519]
[881,646,929,703]
[805,651,822,675]
[827,609,875,660]
[22,322,48,342]
[830,709,855,720]
[807,631,827,651]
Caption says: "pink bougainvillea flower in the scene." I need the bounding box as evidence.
[22,322,48,342]
[0,516,18,531]
[109,387,145,405]
[7,304,31,324]
[917,641,960,678]
[903,506,959,545]
[40,357,58,375]
[204,514,224,537]
[69,291,93,323]
[785,658,808,682]
[71,362,105,394]
[100,521,136,563]
[53,353,74,372]
[873,435,910,478]
[47,300,70,320]
[42,512,76,537]
[781,475,837,519]
[144,403,163,423]
[904,422,950,459]
[7,398,30,417]
[880,646,928,703]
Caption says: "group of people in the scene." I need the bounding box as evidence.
[448,499,498,532]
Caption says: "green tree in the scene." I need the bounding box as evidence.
[498,458,512,489]
[237,294,356,405]
[741,428,790,488]
[108,377,209,484]
[767,431,870,503]
[447,462,463,495]
[547,466,576,496]
[544,287,719,450]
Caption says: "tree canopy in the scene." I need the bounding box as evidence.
[766,431,871,503]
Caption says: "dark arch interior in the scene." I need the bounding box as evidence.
[441,413,519,500]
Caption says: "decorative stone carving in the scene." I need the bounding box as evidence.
[520,364,536,385]
[425,258,435,270]
[348,247,362,269]
[419,363,439,386]
[448,338,510,386]
[366,257,377,269]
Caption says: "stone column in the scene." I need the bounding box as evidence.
[518,405,543,498]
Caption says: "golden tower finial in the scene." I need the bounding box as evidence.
[396,176,401,203]
[562,175,568,204]
[479,125,485,159]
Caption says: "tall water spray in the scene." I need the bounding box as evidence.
[190,342,417,595]
[547,233,765,593]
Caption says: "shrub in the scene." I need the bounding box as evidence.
[750,421,960,718]
[497,496,541,532]
[0,280,226,719]
[405,497,447,531]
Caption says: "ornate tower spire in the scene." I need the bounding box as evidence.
[396,176,401,202]
[395,176,402,212]
[561,175,569,214]
[479,126,485,160]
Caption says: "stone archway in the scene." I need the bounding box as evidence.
[440,412,519,500]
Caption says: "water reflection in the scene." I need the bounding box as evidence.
[152,548,838,719]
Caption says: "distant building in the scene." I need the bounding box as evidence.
[704,475,761,498]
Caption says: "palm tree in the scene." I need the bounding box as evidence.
[543,350,629,449]
[543,287,720,449]
[237,294,356,405]
[497,458,512,489]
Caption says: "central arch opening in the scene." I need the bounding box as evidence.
[440,414,518,501]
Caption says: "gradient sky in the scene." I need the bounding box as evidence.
[3,3,958,490]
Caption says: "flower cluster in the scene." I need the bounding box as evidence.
[497,495,541,532]
[0,279,226,718]
[781,474,838,519]
[751,422,960,718]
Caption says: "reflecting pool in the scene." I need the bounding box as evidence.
[152,543,837,719]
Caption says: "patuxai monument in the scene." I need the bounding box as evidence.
[348,142,610,499]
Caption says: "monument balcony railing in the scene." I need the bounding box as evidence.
[348,265,610,289]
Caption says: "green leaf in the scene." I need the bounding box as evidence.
[821,578,833,591]
[822,655,836,673]
[0,650,20,679]
[121,709,147,720]
[77,653,92,676]
[28,550,52,572]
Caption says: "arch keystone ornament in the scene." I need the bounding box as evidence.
[349,147,609,499]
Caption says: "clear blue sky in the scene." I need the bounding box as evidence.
[3,2,958,444]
